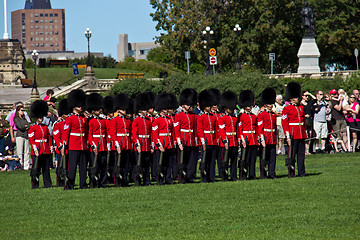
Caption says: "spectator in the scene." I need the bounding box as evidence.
[329,133,347,153]
[3,146,21,171]
[273,94,285,154]
[300,91,316,155]
[338,89,348,107]
[312,90,329,153]
[344,94,360,152]
[43,89,54,102]
[352,89,360,105]
[0,153,7,171]
[0,116,6,155]
[14,105,30,170]
[6,102,30,144]
[329,89,348,150]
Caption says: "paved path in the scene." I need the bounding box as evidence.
[0,86,62,104]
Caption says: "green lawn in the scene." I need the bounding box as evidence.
[25,68,156,87]
[0,153,359,239]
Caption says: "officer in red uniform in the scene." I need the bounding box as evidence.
[63,89,88,190]
[152,93,175,185]
[87,93,108,188]
[218,91,238,181]
[53,99,70,187]
[29,100,53,189]
[103,95,115,183]
[197,90,218,182]
[111,93,132,187]
[132,93,152,186]
[167,93,178,181]
[174,88,198,183]
[257,88,277,179]
[282,81,306,177]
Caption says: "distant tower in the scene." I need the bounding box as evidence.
[25,0,52,9]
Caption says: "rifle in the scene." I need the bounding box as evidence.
[178,136,186,183]
[238,136,248,180]
[56,151,64,186]
[286,134,295,178]
[30,144,41,189]
[106,141,113,179]
[156,139,166,185]
[135,140,143,186]
[89,137,102,188]
[259,135,267,179]
[200,137,208,182]
[222,145,229,181]
[114,140,123,187]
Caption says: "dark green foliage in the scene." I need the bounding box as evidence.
[116,59,177,78]
[25,58,34,68]
[68,55,117,68]
[147,47,172,63]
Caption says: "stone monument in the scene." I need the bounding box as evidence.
[297,2,320,73]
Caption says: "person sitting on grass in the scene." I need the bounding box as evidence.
[329,133,347,153]
[3,146,21,171]
[0,153,8,171]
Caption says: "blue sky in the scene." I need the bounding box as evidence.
[0,0,160,59]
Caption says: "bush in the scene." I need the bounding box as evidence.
[116,60,177,78]
[25,59,34,68]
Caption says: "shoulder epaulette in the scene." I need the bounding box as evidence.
[68,113,74,117]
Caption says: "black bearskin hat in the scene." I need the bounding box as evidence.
[220,91,237,111]
[58,99,70,116]
[155,93,169,111]
[127,98,134,115]
[285,81,301,101]
[30,100,48,119]
[114,93,129,111]
[179,88,198,106]
[144,91,156,109]
[199,90,216,110]
[134,92,150,112]
[86,93,104,112]
[103,95,114,115]
[261,87,276,106]
[167,93,178,110]
[208,88,221,105]
[68,89,86,109]
[239,90,255,108]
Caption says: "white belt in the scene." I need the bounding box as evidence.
[289,123,304,126]
[35,139,48,143]
[70,133,85,137]
[264,129,275,132]
[159,133,171,136]
[117,133,129,137]
[92,134,105,138]
[226,132,236,136]
[243,131,255,134]
[139,135,150,138]
[180,129,193,133]
[204,130,215,134]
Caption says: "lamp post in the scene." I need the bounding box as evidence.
[84,28,92,66]
[233,24,241,71]
[30,49,39,100]
[202,26,214,75]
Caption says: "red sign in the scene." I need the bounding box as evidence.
[209,56,217,65]
[209,48,216,56]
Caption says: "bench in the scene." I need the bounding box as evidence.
[117,73,145,80]
[49,59,69,67]
[21,79,33,88]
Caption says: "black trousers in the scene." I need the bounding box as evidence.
[259,145,277,179]
[183,146,198,183]
[66,150,88,190]
[169,148,178,181]
[56,153,68,187]
[200,145,217,182]
[114,150,130,187]
[244,146,257,180]
[134,151,151,186]
[90,151,107,188]
[154,150,173,185]
[219,147,238,181]
[31,154,52,189]
[291,139,306,177]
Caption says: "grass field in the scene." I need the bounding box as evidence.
[1,153,359,239]
[25,68,156,87]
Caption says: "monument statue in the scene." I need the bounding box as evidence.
[301,1,315,37]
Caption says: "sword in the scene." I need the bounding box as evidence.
[157,139,166,185]
[114,139,123,187]
[135,140,143,186]
[30,144,41,188]
[200,137,208,183]
[90,137,102,188]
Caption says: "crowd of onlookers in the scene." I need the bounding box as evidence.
[1,87,360,172]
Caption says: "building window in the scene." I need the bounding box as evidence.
[40,26,44,29]
[22,13,25,18]
[30,38,33,41]
[55,31,59,35]
[54,20,58,23]
[40,19,43,23]
[40,32,43,35]
[31,13,34,17]
[45,19,48,23]
[50,19,53,23]
[55,13,58,17]
[45,14,48,17]
[31,32,34,35]
[22,26,26,30]
[22,33,26,37]
[35,37,39,41]
[35,13,39,17]
[55,25,58,29]
[35,25,39,29]
[50,14,53,17]
[36,43,39,47]
[35,20,39,23]
[45,37,49,41]
[30,20,34,23]
[45,32,49,35]
[41,43,44,47]
[31,26,34,29]
[40,37,44,41]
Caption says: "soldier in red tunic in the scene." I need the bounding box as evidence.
[144,91,157,181]
[257,88,277,179]
[238,90,257,180]
[282,82,306,177]
[197,90,218,182]
[53,99,70,187]
[132,93,152,186]
[174,88,198,183]
[103,95,115,183]
[63,89,88,190]
[29,100,53,189]
[87,93,108,188]
[167,93,178,181]
[218,91,238,181]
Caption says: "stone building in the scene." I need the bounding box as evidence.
[117,34,159,62]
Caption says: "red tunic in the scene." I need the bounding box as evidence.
[197,112,217,146]
[281,104,307,139]
[238,112,258,146]
[29,123,52,155]
[167,114,177,146]
[152,115,174,150]
[212,111,222,145]
[88,116,107,152]
[257,109,277,145]
[174,111,199,147]
[218,113,238,147]
[63,113,88,151]
[111,115,132,150]
[106,117,115,151]
[52,119,64,154]
[131,115,152,152]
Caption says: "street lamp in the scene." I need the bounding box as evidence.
[233,24,241,71]
[30,49,39,100]
[84,28,92,66]
[202,26,214,75]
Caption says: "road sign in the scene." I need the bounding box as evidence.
[209,48,216,56]
[209,56,217,65]
[72,63,79,76]
[269,53,275,61]
[185,51,191,59]
[355,48,359,57]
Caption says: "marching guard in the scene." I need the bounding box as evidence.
[103,95,116,183]
[167,93,178,181]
